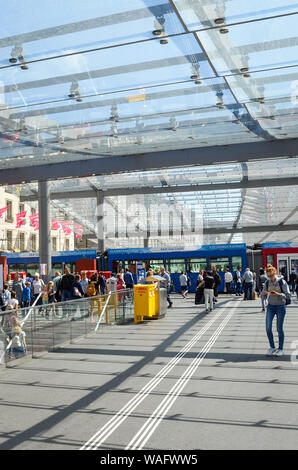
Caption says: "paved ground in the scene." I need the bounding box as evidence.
[0,295,298,450]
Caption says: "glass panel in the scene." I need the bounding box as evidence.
[187,257,207,272]
[168,258,186,273]
[0,1,184,66]
[174,0,298,30]
[290,258,298,274]
[231,256,242,271]
[27,264,40,276]
[8,263,26,273]
[210,257,229,272]
[278,258,288,280]
[149,259,164,271]
[266,254,275,267]
[197,15,298,76]
[52,262,63,277]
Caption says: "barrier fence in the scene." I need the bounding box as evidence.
[0,289,134,367]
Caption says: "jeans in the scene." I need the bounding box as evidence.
[225,282,231,294]
[235,282,242,295]
[266,304,286,350]
[12,347,26,359]
[244,282,253,300]
[204,288,214,310]
[61,290,72,302]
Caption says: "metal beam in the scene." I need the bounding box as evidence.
[82,223,298,239]
[38,181,52,283]
[10,137,297,188]
[20,175,298,201]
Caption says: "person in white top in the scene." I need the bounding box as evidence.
[179,271,188,298]
[9,291,19,311]
[32,273,45,307]
[224,268,233,294]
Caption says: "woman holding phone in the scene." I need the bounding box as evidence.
[262,266,291,357]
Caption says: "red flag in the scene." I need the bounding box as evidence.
[16,211,27,228]
[51,220,61,231]
[29,213,39,231]
[0,206,9,218]
[74,224,83,239]
[61,221,72,236]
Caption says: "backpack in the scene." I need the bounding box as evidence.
[12,334,22,349]
[265,279,291,305]
[0,293,4,308]
[87,282,96,297]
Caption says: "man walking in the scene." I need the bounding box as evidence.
[243,267,254,300]
[124,268,134,291]
[60,267,75,302]
[160,266,173,308]
[179,271,188,298]
[224,268,233,294]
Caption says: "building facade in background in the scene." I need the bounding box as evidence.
[0,188,74,253]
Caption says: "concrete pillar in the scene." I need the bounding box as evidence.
[38,181,51,283]
[96,190,105,254]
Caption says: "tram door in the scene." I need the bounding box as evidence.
[277,254,298,282]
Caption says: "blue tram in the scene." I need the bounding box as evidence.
[107,244,247,293]
[2,249,97,277]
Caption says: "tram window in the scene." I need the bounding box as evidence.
[149,259,164,271]
[266,255,274,267]
[112,261,119,272]
[168,259,186,273]
[52,263,63,276]
[210,257,229,272]
[9,264,26,273]
[188,258,207,273]
[69,263,76,273]
[27,264,39,276]
[231,256,242,271]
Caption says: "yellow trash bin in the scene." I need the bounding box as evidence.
[134,284,156,323]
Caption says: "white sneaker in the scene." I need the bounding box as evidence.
[274,349,284,357]
[266,348,276,356]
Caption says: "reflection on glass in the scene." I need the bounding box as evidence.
[187,257,207,272]
[168,258,186,273]
[210,256,229,272]
[231,256,242,271]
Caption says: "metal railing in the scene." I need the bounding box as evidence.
[0,288,134,367]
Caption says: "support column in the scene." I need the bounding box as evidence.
[96,190,105,254]
[38,181,51,283]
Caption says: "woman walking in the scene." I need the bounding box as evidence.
[262,266,291,357]
[203,271,215,313]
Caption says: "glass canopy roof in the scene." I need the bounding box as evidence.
[1,1,298,247]
[5,155,298,246]
[0,0,298,171]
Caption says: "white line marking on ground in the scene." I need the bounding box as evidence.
[81,301,235,450]
[126,302,239,450]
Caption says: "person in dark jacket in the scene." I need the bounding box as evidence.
[60,267,75,302]
[72,274,84,299]
[211,266,221,302]
[97,272,107,295]
[289,269,297,294]
[123,269,134,290]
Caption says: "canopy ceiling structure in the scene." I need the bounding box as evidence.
[1,1,298,247]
